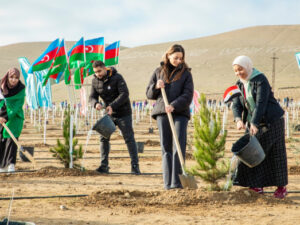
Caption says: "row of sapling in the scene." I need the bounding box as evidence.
[48,94,230,191]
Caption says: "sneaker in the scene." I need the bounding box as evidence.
[7,164,15,173]
[96,166,109,174]
[274,186,287,199]
[131,164,141,175]
[249,187,264,194]
[0,167,7,173]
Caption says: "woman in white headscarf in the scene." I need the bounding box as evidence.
[231,55,288,199]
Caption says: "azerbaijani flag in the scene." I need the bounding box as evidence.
[84,63,94,76]
[28,38,60,73]
[74,67,86,89]
[49,70,65,83]
[64,64,71,85]
[85,37,104,62]
[105,41,120,66]
[68,37,85,68]
[43,39,68,85]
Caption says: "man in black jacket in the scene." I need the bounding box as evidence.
[89,60,140,174]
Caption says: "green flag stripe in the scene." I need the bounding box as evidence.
[105,57,119,66]
[86,53,104,62]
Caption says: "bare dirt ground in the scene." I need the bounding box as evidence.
[1,109,300,225]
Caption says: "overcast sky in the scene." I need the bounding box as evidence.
[0,0,299,48]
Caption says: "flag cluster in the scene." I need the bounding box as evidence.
[28,37,120,88]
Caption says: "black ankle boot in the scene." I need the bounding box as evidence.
[131,164,141,175]
[96,166,109,173]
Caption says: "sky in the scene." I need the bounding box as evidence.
[0,0,299,48]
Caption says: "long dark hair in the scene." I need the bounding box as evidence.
[161,44,188,83]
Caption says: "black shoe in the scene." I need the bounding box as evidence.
[96,166,109,173]
[131,164,141,175]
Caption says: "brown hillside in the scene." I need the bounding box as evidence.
[1,25,300,102]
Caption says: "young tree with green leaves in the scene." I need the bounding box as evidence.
[188,94,229,191]
[50,108,83,169]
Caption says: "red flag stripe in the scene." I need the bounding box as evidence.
[71,45,85,55]
[105,48,119,59]
[85,45,104,54]
[55,46,66,57]
[223,85,241,103]
[35,48,58,65]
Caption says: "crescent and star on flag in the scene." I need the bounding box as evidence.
[41,54,50,62]
[85,45,94,53]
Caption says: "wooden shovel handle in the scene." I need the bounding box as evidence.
[2,123,36,166]
[161,88,186,174]
[2,123,21,148]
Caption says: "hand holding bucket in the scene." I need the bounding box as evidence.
[232,133,265,168]
[92,114,116,139]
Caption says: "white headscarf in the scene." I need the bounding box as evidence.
[232,55,253,82]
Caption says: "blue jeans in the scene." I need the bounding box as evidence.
[157,115,188,189]
[100,115,139,167]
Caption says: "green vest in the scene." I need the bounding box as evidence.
[0,88,25,138]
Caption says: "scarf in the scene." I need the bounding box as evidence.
[0,88,25,138]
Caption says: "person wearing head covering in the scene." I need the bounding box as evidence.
[146,44,194,189]
[231,55,288,198]
[0,68,25,173]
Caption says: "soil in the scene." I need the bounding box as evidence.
[1,112,300,225]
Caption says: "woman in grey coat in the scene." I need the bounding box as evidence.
[146,44,194,189]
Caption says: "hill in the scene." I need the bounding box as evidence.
[1,25,300,102]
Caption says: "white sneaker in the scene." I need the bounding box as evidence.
[7,164,15,172]
[0,167,7,173]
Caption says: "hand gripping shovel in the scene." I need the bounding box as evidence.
[161,88,197,189]
[2,123,36,168]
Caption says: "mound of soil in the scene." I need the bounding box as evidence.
[145,139,160,146]
[13,166,101,178]
[289,165,300,175]
[80,188,292,209]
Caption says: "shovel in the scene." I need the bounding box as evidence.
[2,123,36,168]
[161,87,197,189]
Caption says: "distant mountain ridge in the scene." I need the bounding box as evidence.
[1,25,300,102]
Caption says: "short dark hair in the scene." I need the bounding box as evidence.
[92,60,105,68]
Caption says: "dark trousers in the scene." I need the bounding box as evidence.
[157,115,188,189]
[0,127,18,168]
[100,115,139,167]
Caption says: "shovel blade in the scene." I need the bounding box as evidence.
[20,147,36,167]
[179,174,198,189]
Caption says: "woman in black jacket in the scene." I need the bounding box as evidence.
[146,44,194,189]
[231,55,288,198]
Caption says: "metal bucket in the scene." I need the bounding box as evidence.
[232,134,265,168]
[92,115,116,139]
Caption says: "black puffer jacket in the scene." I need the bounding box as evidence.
[89,67,132,118]
[146,64,194,119]
[232,73,284,127]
